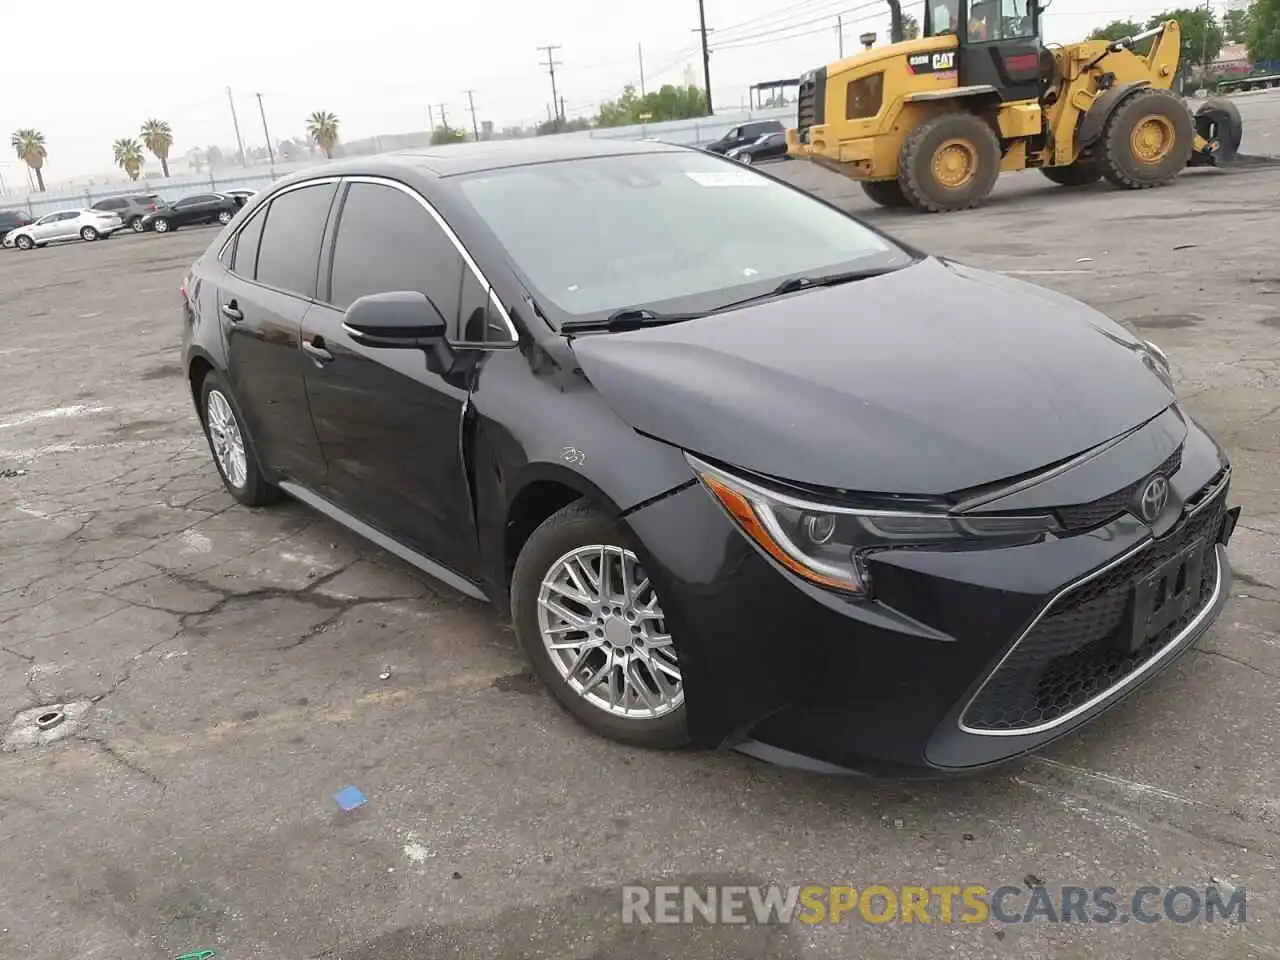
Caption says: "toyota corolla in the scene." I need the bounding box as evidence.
[180,138,1239,776]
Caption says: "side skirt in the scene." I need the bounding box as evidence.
[278,481,490,603]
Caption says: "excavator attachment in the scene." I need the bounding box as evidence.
[1190,97,1244,166]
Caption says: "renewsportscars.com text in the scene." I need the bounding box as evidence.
[621,884,1247,926]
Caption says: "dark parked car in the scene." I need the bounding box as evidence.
[0,209,34,245]
[704,119,786,155]
[92,193,162,232]
[181,140,1239,776]
[726,130,790,165]
[144,193,238,234]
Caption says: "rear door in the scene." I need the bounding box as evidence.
[300,177,484,575]
[216,179,338,486]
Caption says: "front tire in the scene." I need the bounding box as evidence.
[14,235,33,250]
[511,500,689,749]
[80,226,99,241]
[198,371,280,507]
[897,111,1001,212]
[1098,88,1194,189]
[1039,161,1103,187]
[861,179,910,207]
[153,218,170,234]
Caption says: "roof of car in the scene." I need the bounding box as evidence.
[287,136,690,181]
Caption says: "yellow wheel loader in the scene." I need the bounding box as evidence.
[785,0,1244,212]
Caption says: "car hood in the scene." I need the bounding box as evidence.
[570,257,1174,496]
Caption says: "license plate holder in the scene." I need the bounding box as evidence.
[1117,537,1209,654]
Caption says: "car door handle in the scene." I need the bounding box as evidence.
[302,338,334,365]
[220,302,243,322]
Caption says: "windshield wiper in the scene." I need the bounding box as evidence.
[711,265,904,314]
[561,307,705,333]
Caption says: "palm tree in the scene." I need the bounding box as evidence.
[112,138,145,181]
[10,129,47,192]
[140,118,174,178]
[306,111,340,159]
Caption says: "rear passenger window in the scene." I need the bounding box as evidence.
[327,182,463,327]
[254,182,337,297]
[230,208,267,277]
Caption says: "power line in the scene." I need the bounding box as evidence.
[538,44,564,122]
[712,0,854,42]
[710,0,887,49]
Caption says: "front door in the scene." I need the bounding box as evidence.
[958,0,1042,102]
[301,178,482,577]
[217,181,337,487]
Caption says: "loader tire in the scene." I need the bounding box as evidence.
[861,179,910,207]
[1039,161,1102,187]
[898,112,1001,213]
[1098,88,1194,190]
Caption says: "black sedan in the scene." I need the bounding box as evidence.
[726,130,790,165]
[144,193,238,234]
[180,139,1238,776]
[0,208,34,245]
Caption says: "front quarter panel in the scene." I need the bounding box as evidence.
[467,341,697,603]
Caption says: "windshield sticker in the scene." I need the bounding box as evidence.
[684,171,768,188]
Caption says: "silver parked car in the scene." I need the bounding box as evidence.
[4,208,124,249]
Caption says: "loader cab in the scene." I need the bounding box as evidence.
[923,0,1044,103]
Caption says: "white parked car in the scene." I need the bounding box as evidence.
[4,208,125,250]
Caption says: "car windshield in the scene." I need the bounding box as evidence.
[454,151,911,326]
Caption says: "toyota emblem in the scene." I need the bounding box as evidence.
[1139,475,1170,523]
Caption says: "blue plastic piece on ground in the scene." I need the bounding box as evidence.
[333,785,367,811]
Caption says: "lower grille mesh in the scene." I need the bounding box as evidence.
[962,487,1227,733]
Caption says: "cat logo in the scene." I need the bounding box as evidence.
[908,51,957,73]
[932,51,957,70]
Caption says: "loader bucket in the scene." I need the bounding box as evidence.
[1194,97,1243,164]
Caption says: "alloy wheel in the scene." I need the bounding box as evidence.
[217,211,232,224]
[131,218,144,233]
[81,227,97,241]
[537,544,683,719]
[154,219,169,233]
[205,389,248,490]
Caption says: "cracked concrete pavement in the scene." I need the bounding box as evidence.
[2,93,1280,959]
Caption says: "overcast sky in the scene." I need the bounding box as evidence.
[2,0,1200,181]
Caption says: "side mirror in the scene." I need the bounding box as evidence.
[343,291,453,372]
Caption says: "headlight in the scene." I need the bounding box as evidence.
[688,455,1057,595]
[1140,338,1175,393]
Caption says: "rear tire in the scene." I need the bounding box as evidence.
[1194,96,1243,164]
[510,500,690,749]
[217,210,233,224]
[1098,88,1194,189]
[129,216,145,233]
[861,179,910,207]
[197,371,280,508]
[1039,161,1103,186]
[898,111,1001,212]
[80,226,99,241]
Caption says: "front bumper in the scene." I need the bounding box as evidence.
[623,424,1238,776]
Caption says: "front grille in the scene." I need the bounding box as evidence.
[1056,447,1183,531]
[962,481,1227,733]
[796,68,826,143]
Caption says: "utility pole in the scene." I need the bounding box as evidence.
[464,89,480,141]
[435,103,450,131]
[538,45,563,121]
[638,42,647,96]
[255,92,275,166]
[226,86,247,166]
[428,105,435,130]
[560,96,567,123]
[837,14,845,57]
[1198,0,1212,75]
[696,0,714,115]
